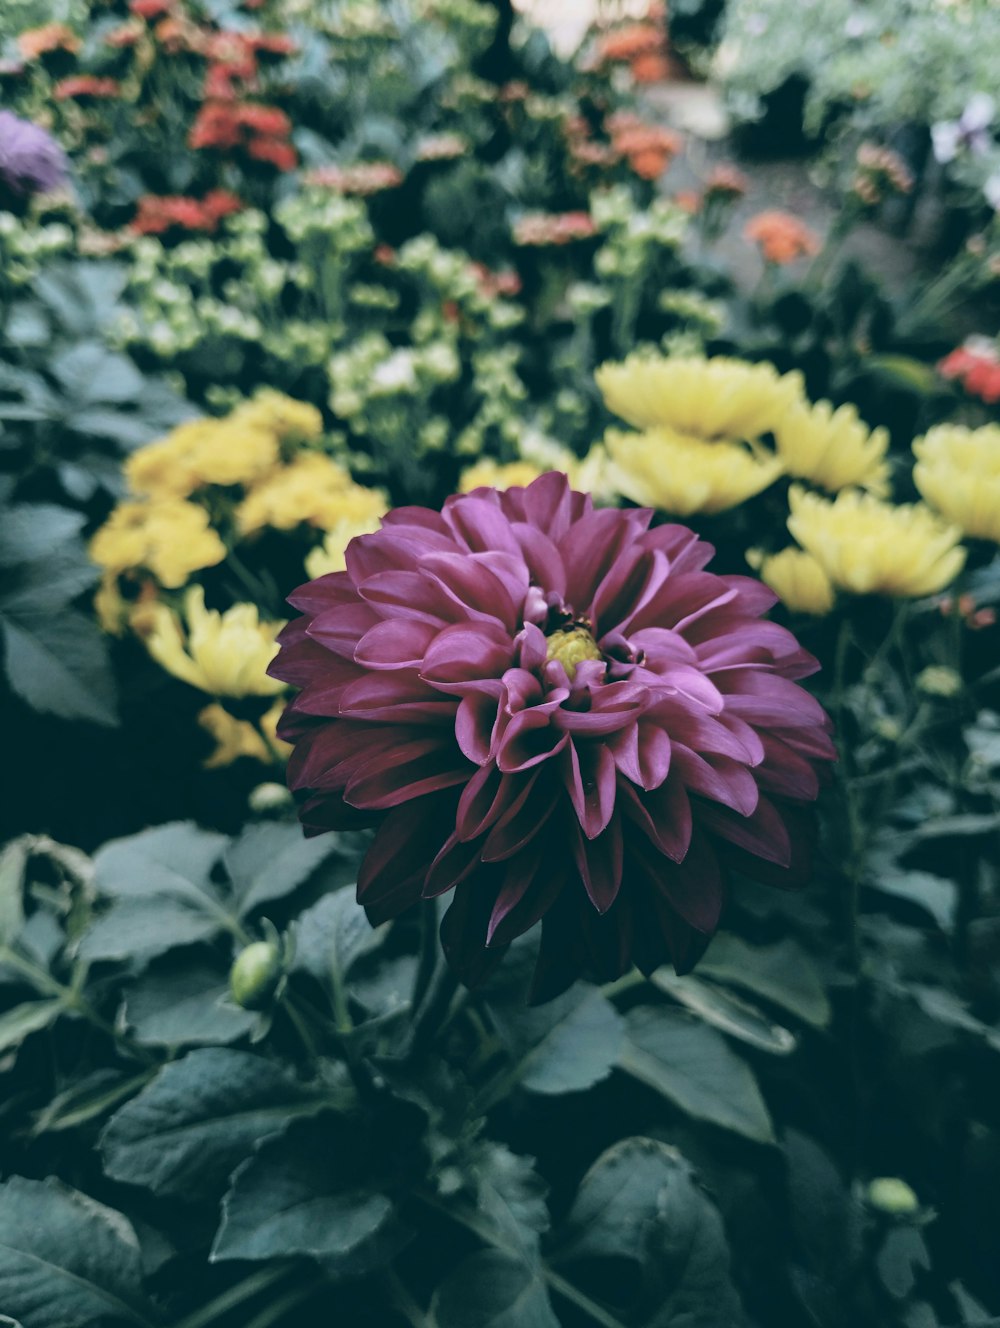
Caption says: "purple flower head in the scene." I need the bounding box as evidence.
[932,94,995,165]
[271,474,836,1000]
[0,109,68,198]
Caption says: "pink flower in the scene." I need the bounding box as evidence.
[271,474,835,999]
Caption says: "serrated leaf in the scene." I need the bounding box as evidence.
[430,1250,560,1328]
[0,611,118,726]
[0,505,86,567]
[100,1047,332,1200]
[490,984,625,1096]
[93,822,228,901]
[79,895,222,967]
[870,870,957,933]
[552,1137,744,1327]
[651,970,797,1054]
[212,1112,407,1277]
[0,1176,156,1328]
[124,957,256,1046]
[0,999,65,1053]
[51,344,144,405]
[225,821,336,916]
[697,935,832,1029]
[1,545,100,615]
[619,1006,775,1144]
[292,889,385,989]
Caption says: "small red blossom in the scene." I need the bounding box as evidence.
[245,136,297,170]
[744,211,821,264]
[130,0,172,19]
[937,338,1000,404]
[54,75,121,100]
[18,23,80,59]
[705,164,749,198]
[303,162,404,194]
[132,189,244,234]
[513,211,599,247]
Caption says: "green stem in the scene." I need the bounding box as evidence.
[411,899,440,1017]
[240,1277,322,1328]
[172,1266,293,1328]
[385,1268,432,1328]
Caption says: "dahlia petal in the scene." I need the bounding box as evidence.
[629,571,737,635]
[560,508,647,611]
[292,654,367,716]
[444,494,523,557]
[357,795,456,909]
[638,523,714,574]
[358,570,456,627]
[382,505,452,536]
[345,741,471,809]
[423,832,483,897]
[672,746,760,817]
[554,682,648,735]
[308,603,382,659]
[481,772,558,861]
[486,848,565,947]
[609,719,672,790]
[421,551,526,632]
[570,812,624,912]
[564,740,617,839]
[441,880,509,986]
[715,671,830,730]
[511,524,567,598]
[338,672,456,724]
[346,527,455,583]
[518,471,583,541]
[515,623,548,672]
[627,626,699,669]
[632,829,724,934]
[753,732,820,800]
[354,618,437,670]
[455,692,502,764]
[298,793,375,835]
[420,621,514,693]
[619,776,693,862]
[456,766,527,840]
[495,706,568,772]
[286,571,355,613]
[697,794,792,868]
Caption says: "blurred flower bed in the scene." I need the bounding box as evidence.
[1,2,1000,1327]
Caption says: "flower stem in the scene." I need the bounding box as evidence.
[172,1266,293,1328]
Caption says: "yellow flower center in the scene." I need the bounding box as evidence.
[545,627,602,681]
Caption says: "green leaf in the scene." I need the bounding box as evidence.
[79,896,222,967]
[650,970,797,1055]
[100,1047,332,1201]
[877,1227,930,1300]
[472,1142,550,1261]
[93,822,228,901]
[552,1137,744,1327]
[225,821,337,916]
[51,344,144,405]
[0,838,28,944]
[697,935,832,1029]
[212,1113,407,1278]
[0,506,85,567]
[292,888,385,989]
[870,870,957,932]
[124,957,256,1046]
[0,999,65,1053]
[32,1070,157,1136]
[619,1006,775,1144]
[430,1250,560,1328]
[1,546,100,616]
[0,611,118,726]
[0,1176,157,1328]
[491,984,625,1096]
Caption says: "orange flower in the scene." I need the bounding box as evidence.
[130,0,172,18]
[54,75,121,100]
[744,211,821,264]
[631,52,672,83]
[597,23,663,63]
[705,164,748,198]
[610,120,682,179]
[675,189,702,214]
[18,23,80,59]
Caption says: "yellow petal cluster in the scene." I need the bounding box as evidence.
[304,494,390,579]
[605,427,783,515]
[750,547,835,615]
[787,485,966,598]
[89,499,226,589]
[775,399,890,495]
[198,699,291,769]
[596,353,803,441]
[125,418,280,498]
[459,459,545,492]
[139,586,286,697]
[237,452,386,535]
[913,423,1000,544]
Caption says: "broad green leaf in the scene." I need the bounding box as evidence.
[212,1113,406,1277]
[0,1176,156,1328]
[51,344,144,405]
[651,970,797,1054]
[552,1137,744,1327]
[0,611,118,726]
[472,1142,550,1261]
[0,506,85,567]
[620,1006,775,1144]
[864,354,939,394]
[491,984,625,1096]
[225,821,336,916]
[93,823,228,901]
[877,1227,930,1300]
[79,896,221,967]
[32,1069,157,1136]
[1,546,100,616]
[697,935,832,1030]
[124,958,256,1046]
[870,870,956,933]
[0,999,65,1053]
[0,838,28,944]
[292,889,385,988]
[430,1250,560,1328]
[100,1047,332,1201]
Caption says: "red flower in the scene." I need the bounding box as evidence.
[303,162,404,194]
[245,136,297,170]
[744,211,821,264]
[513,211,599,246]
[130,0,172,19]
[271,473,834,998]
[938,339,1000,404]
[132,190,244,234]
[18,23,80,59]
[54,75,121,100]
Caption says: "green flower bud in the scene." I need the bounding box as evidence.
[230,941,283,1010]
[248,782,293,815]
[916,666,962,698]
[867,1177,920,1215]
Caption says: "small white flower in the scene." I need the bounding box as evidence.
[932,94,995,163]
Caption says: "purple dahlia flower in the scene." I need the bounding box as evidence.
[0,109,68,199]
[271,473,835,999]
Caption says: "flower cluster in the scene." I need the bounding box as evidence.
[607,112,683,180]
[54,76,121,101]
[913,423,1000,544]
[513,211,600,247]
[937,337,1000,404]
[188,102,296,171]
[851,143,914,208]
[592,9,673,84]
[132,190,243,235]
[303,163,405,195]
[744,211,821,264]
[271,472,836,994]
[0,110,68,203]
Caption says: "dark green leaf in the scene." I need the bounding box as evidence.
[93,822,228,901]
[212,1113,406,1277]
[0,999,65,1053]
[1,546,100,615]
[473,1142,550,1261]
[877,1227,930,1300]
[870,871,956,932]
[553,1137,744,1327]
[0,610,118,726]
[490,984,625,1096]
[619,1006,775,1144]
[697,935,832,1029]
[429,1250,560,1328]
[100,1047,331,1200]
[0,838,28,944]
[292,888,385,988]
[651,970,797,1054]
[79,896,222,967]
[32,1070,157,1136]
[124,957,256,1046]
[0,506,86,567]
[0,1176,156,1328]
[225,821,336,916]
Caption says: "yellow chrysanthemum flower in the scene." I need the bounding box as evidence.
[775,399,890,495]
[140,586,286,697]
[89,499,226,589]
[596,353,804,441]
[605,427,784,515]
[197,705,268,768]
[234,389,324,442]
[459,459,544,492]
[913,423,1000,544]
[749,546,835,615]
[787,485,967,598]
[126,418,280,498]
[237,453,380,534]
[304,493,390,579]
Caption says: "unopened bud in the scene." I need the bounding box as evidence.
[248,782,293,815]
[867,1177,920,1215]
[916,666,962,698]
[230,941,283,1010]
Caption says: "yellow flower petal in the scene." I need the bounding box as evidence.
[753,546,835,615]
[141,586,286,698]
[775,398,890,495]
[913,423,1000,544]
[605,427,783,515]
